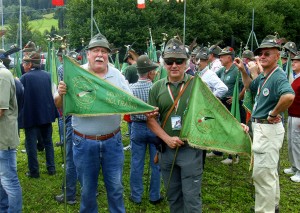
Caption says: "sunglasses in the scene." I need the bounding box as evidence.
[257,51,275,57]
[164,58,185,66]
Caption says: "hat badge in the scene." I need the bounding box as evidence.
[172,45,177,50]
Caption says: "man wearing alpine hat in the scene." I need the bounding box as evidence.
[234,35,295,213]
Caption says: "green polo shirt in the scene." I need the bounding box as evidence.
[250,67,295,119]
[148,74,194,137]
[216,64,242,98]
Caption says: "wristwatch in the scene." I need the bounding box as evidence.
[268,111,277,118]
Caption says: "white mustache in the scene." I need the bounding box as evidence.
[95,57,104,62]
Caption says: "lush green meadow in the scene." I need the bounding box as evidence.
[4,13,57,33]
[16,120,300,213]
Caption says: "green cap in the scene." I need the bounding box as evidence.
[291,52,300,60]
[136,55,158,74]
[218,46,235,56]
[196,47,209,60]
[163,38,188,59]
[23,51,41,67]
[23,41,36,52]
[0,49,11,69]
[87,33,111,52]
[280,51,288,59]
[191,46,201,56]
[242,50,254,60]
[254,35,281,55]
[283,42,297,55]
[208,45,222,55]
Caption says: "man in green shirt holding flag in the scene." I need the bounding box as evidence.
[146,38,204,213]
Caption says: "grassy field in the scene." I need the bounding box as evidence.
[29,13,58,33]
[4,13,57,33]
[16,120,300,213]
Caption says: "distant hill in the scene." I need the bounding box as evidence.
[29,13,58,33]
[4,13,58,34]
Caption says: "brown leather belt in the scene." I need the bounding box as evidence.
[251,118,271,124]
[73,128,120,141]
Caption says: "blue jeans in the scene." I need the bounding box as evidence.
[130,122,161,203]
[73,131,125,213]
[61,116,77,200]
[0,149,22,213]
[58,116,64,143]
[24,123,55,174]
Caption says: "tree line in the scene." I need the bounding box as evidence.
[4,0,300,55]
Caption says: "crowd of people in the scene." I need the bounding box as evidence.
[0,32,299,213]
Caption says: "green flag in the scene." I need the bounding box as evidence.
[243,89,254,113]
[230,73,241,122]
[285,54,294,84]
[45,42,52,72]
[114,52,121,71]
[50,48,58,87]
[153,65,167,82]
[14,52,22,78]
[148,39,157,63]
[277,57,283,68]
[121,62,128,74]
[63,56,155,116]
[180,75,252,156]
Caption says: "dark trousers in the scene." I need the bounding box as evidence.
[25,123,55,174]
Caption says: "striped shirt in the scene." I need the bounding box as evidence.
[130,79,153,121]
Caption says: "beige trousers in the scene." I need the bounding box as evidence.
[252,122,284,213]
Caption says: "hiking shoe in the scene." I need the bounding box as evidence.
[290,171,300,183]
[221,158,233,164]
[123,145,131,151]
[284,167,296,175]
[206,152,218,157]
[221,156,239,164]
[55,194,76,205]
[56,141,63,147]
[129,197,141,205]
[149,196,164,205]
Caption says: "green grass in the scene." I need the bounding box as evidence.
[17,120,300,212]
[29,13,58,33]
[4,13,57,33]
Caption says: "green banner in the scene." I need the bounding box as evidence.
[180,75,252,156]
[63,56,155,116]
[230,73,241,122]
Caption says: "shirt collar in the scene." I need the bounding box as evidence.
[295,72,300,80]
[165,73,189,85]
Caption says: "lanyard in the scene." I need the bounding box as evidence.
[167,83,184,114]
[257,66,277,96]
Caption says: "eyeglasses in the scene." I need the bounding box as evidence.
[257,51,276,57]
[164,58,185,66]
[22,61,30,65]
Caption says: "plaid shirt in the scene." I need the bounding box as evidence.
[130,79,152,121]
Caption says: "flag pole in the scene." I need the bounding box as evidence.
[91,0,93,38]
[183,0,186,46]
[0,0,4,48]
[19,0,22,59]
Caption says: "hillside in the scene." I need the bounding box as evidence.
[4,13,58,34]
[29,13,58,33]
